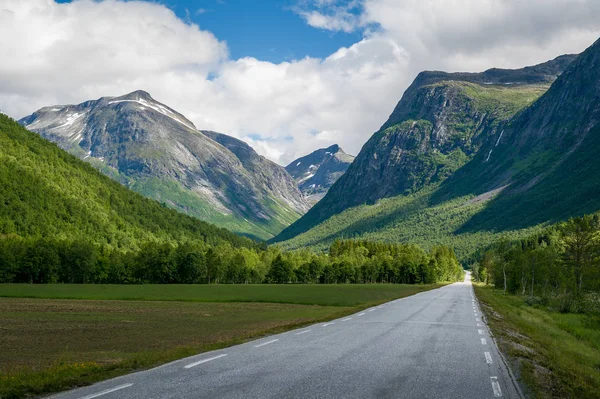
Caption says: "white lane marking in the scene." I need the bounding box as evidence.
[357,313,365,317]
[254,339,279,348]
[477,323,484,327]
[491,376,502,397]
[295,329,311,335]
[481,338,487,345]
[478,329,485,335]
[322,322,335,327]
[78,383,133,399]
[342,318,352,322]
[476,318,481,322]
[368,309,375,312]
[485,352,493,364]
[184,354,227,369]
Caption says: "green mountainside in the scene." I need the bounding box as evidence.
[0,113,255,250]
[274,55,576,245]
[274,37,600,260]
[19,91,308,240]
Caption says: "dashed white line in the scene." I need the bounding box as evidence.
[477,323,484,327]
[254,339,279,348]
[184,354,227,369]
[322,322,335,327]
[481,338,487,345]
[478,329,485,335]
[357,313,365,317]
[78,383,133,399]
[476,318,481,322]
[295,329,311,335]
[491,376,502,397]
[485,352,493,364]
[342,318,352,322]
[368,309,375,312]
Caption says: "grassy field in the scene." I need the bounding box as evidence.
[474,284,600,399]
[0,284,440,399]
[0,283,438,306]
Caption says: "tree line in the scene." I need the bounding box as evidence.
[0,237,464,285]
[472,214,600,313]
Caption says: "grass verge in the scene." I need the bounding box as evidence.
[474,284,600,399]
[0,284,443,398]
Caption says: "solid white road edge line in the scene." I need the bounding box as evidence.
[78,383,133,399]
[295,330,311,335]
[485,352,493,364]
[184,354,228,369]
[254,339,279,348]
[491,376,503,397]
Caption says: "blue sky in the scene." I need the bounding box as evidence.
[57,0,363,63]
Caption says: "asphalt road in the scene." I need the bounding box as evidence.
[49,274,521,399]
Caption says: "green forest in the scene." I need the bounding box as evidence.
[0,237,464,285]
[473,214,600,315]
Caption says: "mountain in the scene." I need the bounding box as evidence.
[437,38,600,233]
[0,113,256,250]
[274,54,577,244]
[285,145,355,204]
[19,91,308,240]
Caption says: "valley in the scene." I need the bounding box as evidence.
[1,7,600,397]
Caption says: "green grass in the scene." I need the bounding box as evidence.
[474,285,600,398]
[0,284,442,398]
[0,283,440,307]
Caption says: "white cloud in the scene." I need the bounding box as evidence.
[1,0,599,165]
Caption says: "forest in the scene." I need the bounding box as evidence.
[0,238,464,285]
[473,214,600,314]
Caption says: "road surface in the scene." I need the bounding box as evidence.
[49,274,521,398]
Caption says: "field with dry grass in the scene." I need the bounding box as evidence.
[0,283,440,398]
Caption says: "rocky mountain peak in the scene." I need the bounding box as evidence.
[285,144,355,205]
[20,92,308,239]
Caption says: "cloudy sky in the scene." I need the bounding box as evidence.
[1,0,599,165]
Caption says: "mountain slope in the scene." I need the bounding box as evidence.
[285,145,355,204]
[274,55,576,243]
[20,91,308,239]
[437,37,600,233]
[0,113,256,250]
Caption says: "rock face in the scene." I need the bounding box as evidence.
[273,54,577,243]
[440,38,600,232]
[285,145,355,204]
[20,90,308,239]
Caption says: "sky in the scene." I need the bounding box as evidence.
[1,0,600,165]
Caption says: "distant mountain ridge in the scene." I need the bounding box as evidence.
[20,91,308,239]
[285,145,355,204]
[273,54,577,243]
